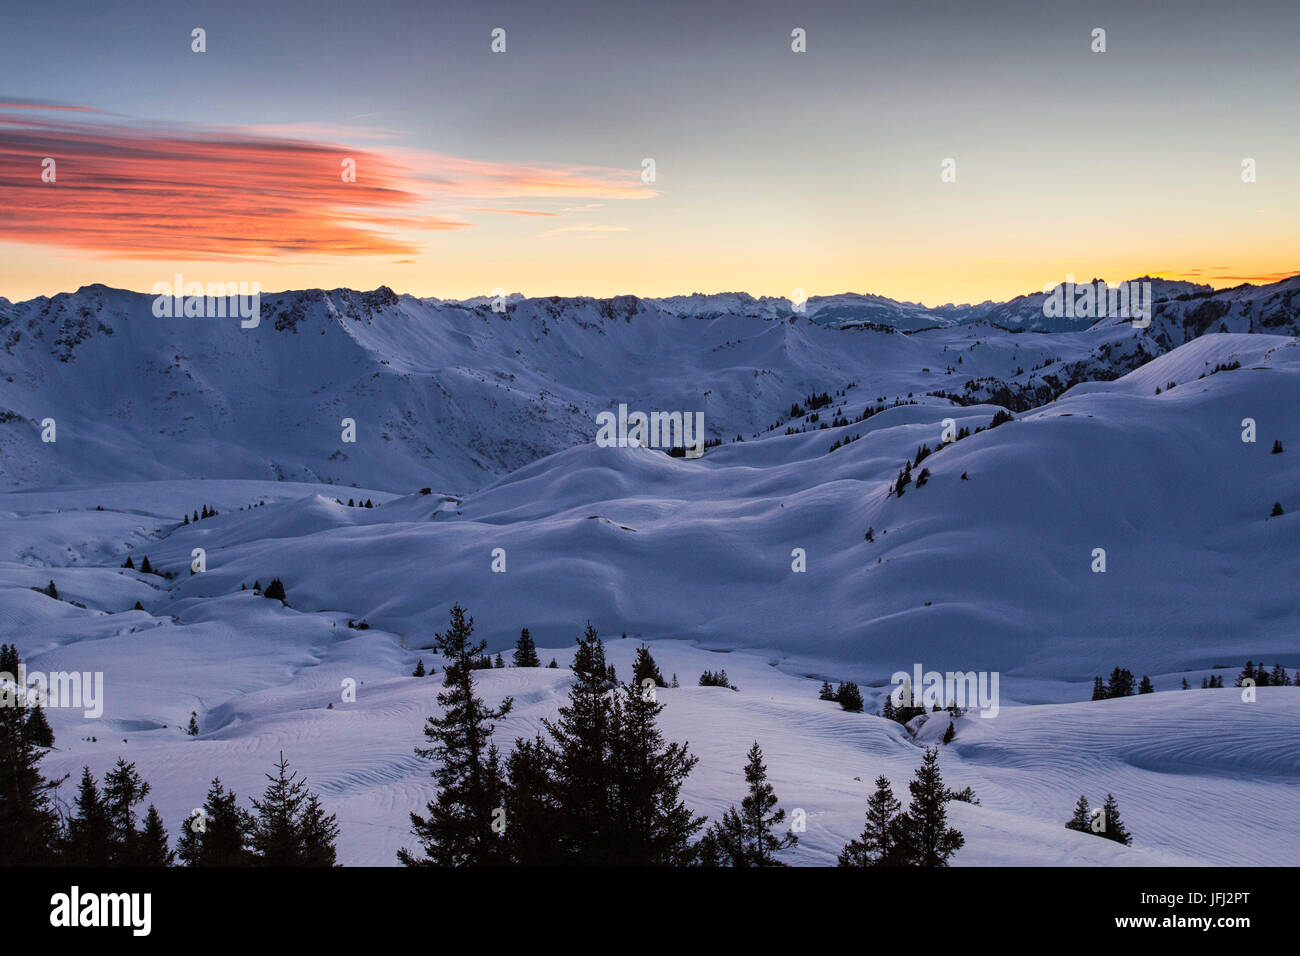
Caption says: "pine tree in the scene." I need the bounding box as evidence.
[1272,439,1284,454]
[412,659,426,677]
[138,805,175,866]
[494,652,505,668]
[512,627,541,667]
[632,644,667,688]
[607,679,706,864]
[140,556,154,575]
[547,658,558,668]
[1271,502,1284,517]
[942,720,956,744]
[186,712,199,736]
[1138,675,1154,694]
[26,704,54,748]
[251,752,339,866]
[501,735,559,865]
[1100,793,1133,845]
[709,742,797,866]
[1181,677,1189,690]
[44,580,58,600]
[122,556,135,569]
[1091,676,1107,700]
[264,578,286,602]
[1105,667,1135,698]
[177,778,254,866]
[670,673,679,688]
[897,747,964,867]
[0,643,17,677]
[399,604,513,867]
[103,758,151,864]
[538,622,618,864]
[838,775,904,867]
[1065,795,1092,833]
[1269,663,1289,686]
[1236,661,1255,687]
[881,695,896,721]
[818,680,836,701]
[65,767,114,865]
[837,681,864,712]
[0,690,64,864]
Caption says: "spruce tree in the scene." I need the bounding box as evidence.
[26,704,54,748]
[1100,793,1133,845]
[818,681,836,701]
[412,659,426,677]
[607,679,705,864]
[632,644,668,688]
[1065,795,1092,833]
[502,735,559,865]
[897,747,964,867]
[103,758,151,863]
[251,752,339,866]
[1091,676,1107,700]
[178,778,254,866]
[538,622,618,863]
[512,627,541,667]
[838,775,904,866]
[1138,675,1154,694]
[494,652,505,668]
[837,681,864,712]
[0,691,64,864]
[140,556,154,575]
[65,767,115,866]
[709,742,797,866]
[942,720,956,744]
[138,805,175,866]
[264,578,286,602]
[186,712,200,736]
[399,604,513,867]
[44,580,58,600]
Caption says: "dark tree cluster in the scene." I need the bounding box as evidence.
[837,749,965,867]
[1064,793,1132,846]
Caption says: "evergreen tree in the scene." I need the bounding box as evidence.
[818,680,836,701]
[1271,663,1291,686]
[632,644,668,689]
[122,556,135,569]
[1271,502,1284,517]
[547,658,558,668]
[512,628,541,667]
[1181,677,1189,690]
[837,775,905,867]
[1091,676,1107,700]
[897,747,964,867]
[65,767,114,866]
[1105,667,1135,698]
[1100,793,1133,845]
[1065,795,1092,833]
[138,805,174,866]
[0,643,16,677]
[0,690,64,864]
[26,704,54,749]
[494,652,505,668]
[412,659,426,677]
[1236,661,1256,687]
[607,679,706,864]
[264,578,286,602]
[44,580,58,600]
[1138,675,1154,694]
[103,758,151,863]
[140,556,154,575]
[837,681,864,712]
[399,604,513,867]
[942,720,956,744]
[881,695,896,721]
[250,752,339,866]
[670,673,679,688]
[708,742,797,866]
[538,622,618,863]
[186,712,199,736]
[501,735,559,865]
[177,778,254,866]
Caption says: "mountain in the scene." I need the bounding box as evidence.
[3,275,1297,493]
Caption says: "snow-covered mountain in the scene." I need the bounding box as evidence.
[2,274,1297,867]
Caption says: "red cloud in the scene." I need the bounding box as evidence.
[0,107,650,260]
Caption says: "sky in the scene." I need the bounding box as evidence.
[1,0,1298,305]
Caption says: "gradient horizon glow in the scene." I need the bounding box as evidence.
[2,0,1298,305]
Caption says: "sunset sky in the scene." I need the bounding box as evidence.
[2,0,1297,304]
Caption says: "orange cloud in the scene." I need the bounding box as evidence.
[0,106,650,260]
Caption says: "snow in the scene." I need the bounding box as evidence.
[1,280,1297,866]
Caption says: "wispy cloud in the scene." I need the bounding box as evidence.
[541,222,630,238]
[0,105,652,260]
